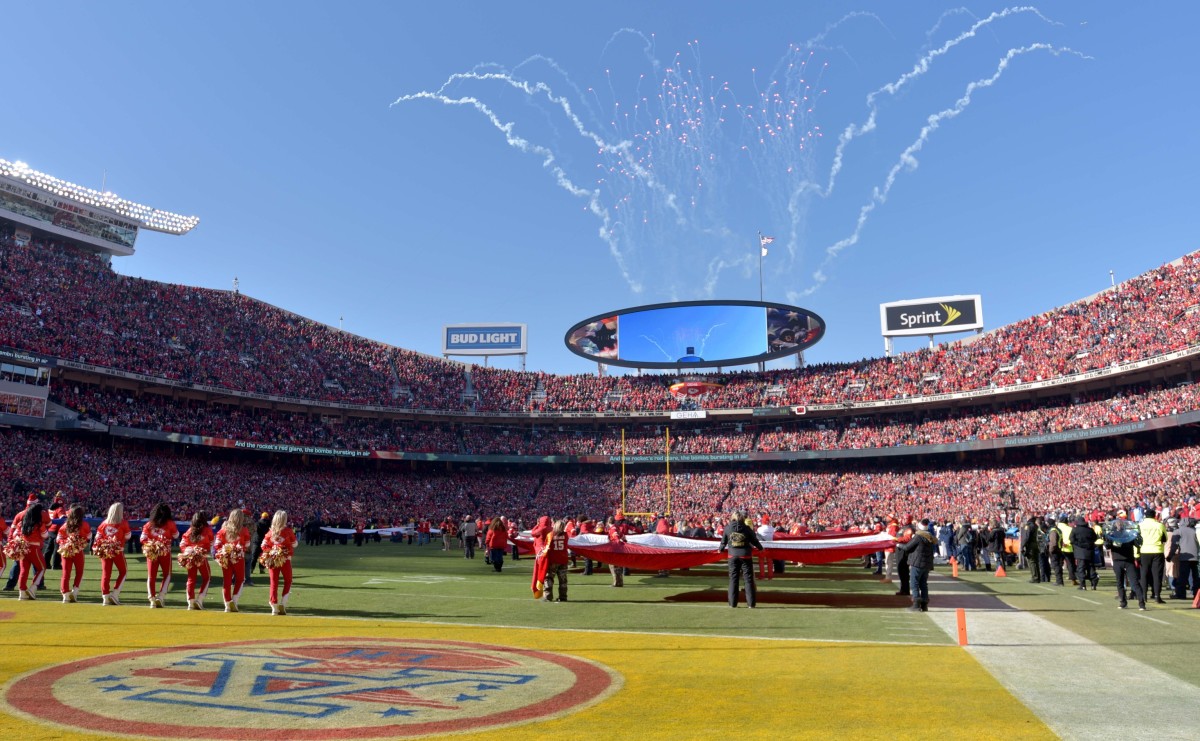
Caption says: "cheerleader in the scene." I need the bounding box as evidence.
[13,503,49,600]
[260,510,297,615]
[56,505,90,603]
[140,503,177,608]
[214,509,250,613]
[94,502,131,605]
[0,513,8,578]
[178,512,213,610]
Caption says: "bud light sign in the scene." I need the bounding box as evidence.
[443,324,527,356]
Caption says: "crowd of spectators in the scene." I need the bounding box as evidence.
[5,229,1200,418]
[0,231,465,408]
[47,379,1200,460]
[7,423,1200,539]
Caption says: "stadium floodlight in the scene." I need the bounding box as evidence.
[0,158,199,235]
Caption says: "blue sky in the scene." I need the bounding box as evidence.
[5,2,1200,375]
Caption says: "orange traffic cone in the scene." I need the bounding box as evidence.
[951,559,959,578]
[995,564,1007,578]
[1192,590,1199,609]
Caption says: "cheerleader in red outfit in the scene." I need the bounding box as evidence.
[260,510,297,615]
[94,502,131,605]
[140,503,177,609]
[214,508,250,612]
[178,512,213,611]
[14,503,49,600]
[0,514,8,576]
[56,505,90,603]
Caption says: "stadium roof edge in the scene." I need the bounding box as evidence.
[0,158,199,235]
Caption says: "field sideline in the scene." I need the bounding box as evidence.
[0,541,1195,740]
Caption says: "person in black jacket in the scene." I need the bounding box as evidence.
[1104,518,1144,609]
[718,511,764,608]
[1021,516,1042,583]
[898,519,937,612]
[1069,516,1098,590]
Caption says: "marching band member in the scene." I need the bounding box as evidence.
[260,510,297,615]
[94,502,131,605]
[214,508,251,612]
[178,512,213,610]
[55,505,89,603]
[141,503,177,608]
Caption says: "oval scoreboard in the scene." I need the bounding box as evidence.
[564,300,825,369]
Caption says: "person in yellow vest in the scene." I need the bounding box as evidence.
[1056,517,1077,586]
[1138,507,1168,604]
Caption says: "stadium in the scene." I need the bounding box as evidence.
[2,149,1199,741]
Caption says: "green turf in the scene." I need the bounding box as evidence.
[151,540,956,644]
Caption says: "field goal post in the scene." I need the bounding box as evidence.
[619,427,671,518]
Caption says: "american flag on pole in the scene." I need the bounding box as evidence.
[760,234,775,257]
[351,500,363,514]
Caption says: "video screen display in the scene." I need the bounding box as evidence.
[565,301,823,369]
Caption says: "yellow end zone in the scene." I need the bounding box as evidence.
[0,603,1054,740]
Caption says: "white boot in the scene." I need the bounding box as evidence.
[62,592,71,603]
[19,590,34,601]
[71,586,79,603]
[224,600,238,613]
[270,602,281,615]
[187,599,198,610]
[280,591,290,615]
[149,595,157,608]
[101,593,113,606]
[197,589,207,611]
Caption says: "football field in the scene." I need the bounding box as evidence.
[1,541,1196,740]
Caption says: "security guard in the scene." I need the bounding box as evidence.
[1056,516,1077,586]
[1138,507,1167,604]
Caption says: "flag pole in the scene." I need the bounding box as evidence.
[757,232,764,302]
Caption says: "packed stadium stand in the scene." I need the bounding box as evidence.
[4,214,1200,532]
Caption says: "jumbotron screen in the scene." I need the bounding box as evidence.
[564,300,825,369]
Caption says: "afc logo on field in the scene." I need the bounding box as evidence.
[5,638,618,739]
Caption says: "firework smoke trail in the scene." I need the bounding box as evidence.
[696,322,728,357]
[394,8,1079,304]
[639,335,676,361]
[815,6,1062,203]
[793,43,1091,300]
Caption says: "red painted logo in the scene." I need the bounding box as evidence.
[4,637,618,739]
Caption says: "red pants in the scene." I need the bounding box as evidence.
[269,562,292,604]
[187,561,211,600]
[221,561,245,602]
[60,553,85,593]
[101,554,127,594]
[147,554,171,598]
[18,547,45,590]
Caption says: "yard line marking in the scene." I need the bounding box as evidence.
[1071,596,1100,605]
[927,584,1200,740]
[1131,613,1170,625]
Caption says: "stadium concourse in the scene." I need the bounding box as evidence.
[4,221,1200,740]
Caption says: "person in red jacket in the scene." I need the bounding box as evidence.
[45,494,66,572]
[485,517,508,573]
[141,503,177,609]
[261,510,297,615]
[94,502,131,606]
[606,515,629,587]
[507,518,521,560]
[13,502,49,600]
[214,508,251,612]
[178,512,213,611]
[56,505,90,603]
[532,517,570,602]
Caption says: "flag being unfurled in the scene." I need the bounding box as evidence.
[760,234,775,257]
[351,500,363,513]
